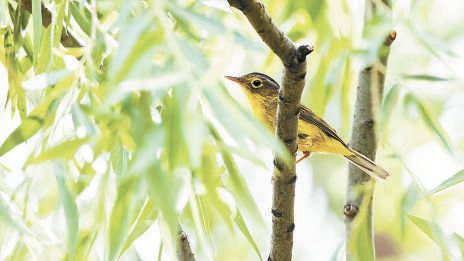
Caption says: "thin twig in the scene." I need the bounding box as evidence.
[227,1,312,260]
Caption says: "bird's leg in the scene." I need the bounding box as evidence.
[296,151,311,164]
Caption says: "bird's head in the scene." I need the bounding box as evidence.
[224,72,280,98]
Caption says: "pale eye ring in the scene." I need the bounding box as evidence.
[251,79,263,88]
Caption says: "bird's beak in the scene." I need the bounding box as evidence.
[224,75,242,84]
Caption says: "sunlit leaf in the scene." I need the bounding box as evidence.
[54,161,79,259]
[28,137,90,164]
[108,177,142,260]
[0,98,58,157]
[120,198,158,255]
[409,215,461,260]
[404,93,453,154]
[70,1,91,36]
[32,0,41,66]
[429,170,464,195]
[234,210,263,261]
[401,74,453,82]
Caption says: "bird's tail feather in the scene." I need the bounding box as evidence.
[344,150,390,180]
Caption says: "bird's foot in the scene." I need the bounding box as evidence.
[296,151,311,164]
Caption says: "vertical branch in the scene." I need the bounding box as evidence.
[344,1,395,259]
[177,230,196,261]
[226,1,313,260]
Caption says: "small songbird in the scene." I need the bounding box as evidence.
[225,72,390,179]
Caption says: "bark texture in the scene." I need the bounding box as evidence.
[227,1,312,260]
[344,1,396,260]
[177,231,196,261]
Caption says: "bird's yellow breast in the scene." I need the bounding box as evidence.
[246,93,351,155]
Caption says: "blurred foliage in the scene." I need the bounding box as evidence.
[0,0,464,260]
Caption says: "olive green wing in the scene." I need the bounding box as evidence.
[299,105,347,146]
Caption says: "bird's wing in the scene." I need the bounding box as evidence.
[299,105,347,146]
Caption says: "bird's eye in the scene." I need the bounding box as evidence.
[251,79,263,88]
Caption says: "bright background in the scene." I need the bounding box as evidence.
[1,0,464,260]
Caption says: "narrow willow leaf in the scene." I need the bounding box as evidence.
[53,0,66,48]
[400,184,418,236]
[36,25,53,73]
[69,1,91,35]
[401,74,452,82]
[381,84,400,127]
[108,177,141,261]
[0,98,57,156]
[54,161,79,259]
[22,69,72,91]
[75,230,99,261]
[28,137,90,164]
[166,2,226,34]
[409,215,461,260]
[429,170,464,195]
[157,241,163,261]
[404,93,453,154]
[0,195,32,236]
[32,0,42,66]
[234,210,263,261]
[120,198,158,255]
[348,186,375,261]
[109,13,153,80]
[210,125,264,225]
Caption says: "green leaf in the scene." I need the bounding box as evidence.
[0,98,58,157]
[409,215,461,260]
[22,69,72,91]
[348,189,375,261]
[108,177,141,261]
[32,0,42,67]
[429,170,464,195]
[234,210,263,261]
[70,1,91,36]
[404,93,453,154]
[120,198,158,255]
[166,2,225,35]
[28,137,90,164]
[400,184,419,236]
[54,161,79,260]
[401,74,452,82]
[380,84,400,136]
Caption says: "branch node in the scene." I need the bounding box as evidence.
[286,175,297,185]
[287,223,295,232]
[343,203,359,218]
[273,159,283,172]
[283,137,296,145]
[278,92,290,104]
[271,209,283,218]
[296,45,314,63]
[385,31,397,46]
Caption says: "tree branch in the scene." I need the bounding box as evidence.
[20,0,83,47]
[344,2,396,259]
[227,1,313,260]
[177,230,196,261]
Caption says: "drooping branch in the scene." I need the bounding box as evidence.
[177,230,196,261]
[344,1,396,259]
[227,1,313,260]
[20,0,83,47]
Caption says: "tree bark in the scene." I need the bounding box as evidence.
[344,1,395,260]
[177,230,196,261]
[227,1,312,260]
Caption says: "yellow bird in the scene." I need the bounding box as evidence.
[225,72,390,179]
